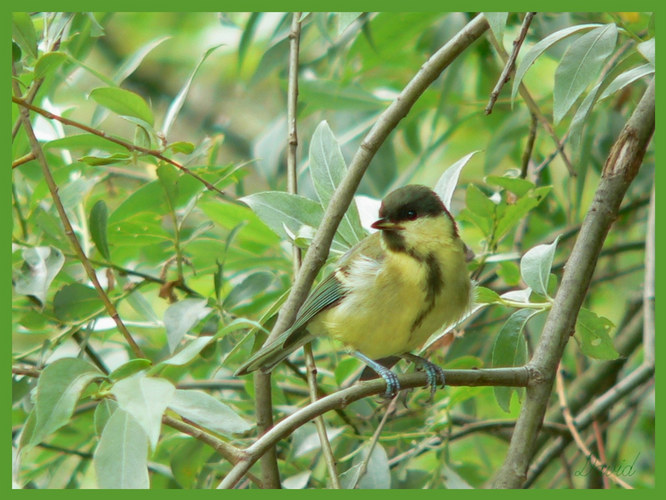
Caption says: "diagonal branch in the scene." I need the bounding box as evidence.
[492,78,654,489]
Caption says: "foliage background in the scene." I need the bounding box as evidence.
[11,10,654,489]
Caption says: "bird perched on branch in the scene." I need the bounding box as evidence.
[235,185,473,398]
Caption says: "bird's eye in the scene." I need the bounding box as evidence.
[406,209,418,220]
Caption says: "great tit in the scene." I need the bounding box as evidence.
[235,185,473,397]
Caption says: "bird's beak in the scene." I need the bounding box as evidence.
[371,218,404,231]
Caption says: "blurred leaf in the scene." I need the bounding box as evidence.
[575,308,620,360]
[337,12,362,36]
[113,36,171,84]
[485,175,534,198]
[93,399,118,436]
[168,389,252,435]
[224,271,275,310]
[14,246,64,304]
[553,24,617,124]
[483,12,508,44]
[512,23,601,103]
[93,409,149,488]
[238,12,261,70]
[34,51,68,79]
[53,284,105,322]
[492,309,537,412]
[164,298,211,353]
[90,87,154,126]
[108,359,152,381]
[12,12,38,59]
[89,200,110,260]
[498,261,521,286]
[162,44,223,139]
[292,422,344,458]
[44,134,128,152]
[474,286,501,304]
[110,372,175,450]
[520,237,559,298]
[637,38,654,66]
[29,358,103,447]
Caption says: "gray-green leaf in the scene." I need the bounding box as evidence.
[14,246,64,304]
[167,389,252,436]
[164,299,211,353]
[576,308,619,360]
[520,237,560,297]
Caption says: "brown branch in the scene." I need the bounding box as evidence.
[492,78,654,488]
[219,366,528,488]
[11,96,239,205]
[12,65,146,360]
[485,12,536,115]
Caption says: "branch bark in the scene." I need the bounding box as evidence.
[492,78,654,488]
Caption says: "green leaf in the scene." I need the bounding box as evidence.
[498,261,521,286]
[224,271,275,310]
[485,175,535,198]
[168,141,195,154]
[520,237,560,298]
[483,12,508,44]
[14,246,64,304]
[34,51,68,79]
[637,38,655,66]
[44,133,128,153]
[157,163,180,207]
[53,284,105,322]
[434,151,478,210]
[575,308,620,360]
[495,186,551,241]
[337,12,362,36]
[512,23,602,103]
[553,24,618,124]
[164,299,211,353]
[340,442,391,489]
[238,12,261,70]
[599,64,654,101]
[113,36,171,84]
[309,121,366,246]
[79,152,132,166]
[108,359,152,381]
[12,12,38,59]
[93,399,118,436]
[162,44,223,139]
[492,309,537,412]
[89,200,110,260]
[167,389,253,436]
[110,373,175,450]
[474,286,501,304]
[90,87,154,126]
[93,409,149,488]
[30,358,103,447]
[466,184,495,218]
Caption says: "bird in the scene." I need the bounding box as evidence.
[235,184,473,398]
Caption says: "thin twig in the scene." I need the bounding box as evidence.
[12,65,146,360]
[486,32,576,176]
[555,369,633,488]
[11,96,239,204]
[485,12,536,115]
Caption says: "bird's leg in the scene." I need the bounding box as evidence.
[400,353,446,401]
[351,351,400,398]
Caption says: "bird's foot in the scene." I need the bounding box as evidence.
[351,351,401,398]
[401,353,446,402]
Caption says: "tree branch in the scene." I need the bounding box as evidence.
[492,78,654,488]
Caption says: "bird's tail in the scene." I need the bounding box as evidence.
[234,327,314,376]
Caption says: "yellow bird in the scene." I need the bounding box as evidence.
[235,185,472,397]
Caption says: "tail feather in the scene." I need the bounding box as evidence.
[234,327,314,376]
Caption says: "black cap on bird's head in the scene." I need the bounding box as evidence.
[371,185,453,231]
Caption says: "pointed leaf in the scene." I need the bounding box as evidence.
[309,121,365,246]
[512,23,601,102]
[30,358,103,446]
[553,24,617,124]
[89,200,110,260]
[164,299,211,353]
[12,12,38,59]
[90,87,154,126]
[110,373,175,450]
[433,151,478,210]
[483,12,508,44]
[94,409,149,488]
[168,389,252,435]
